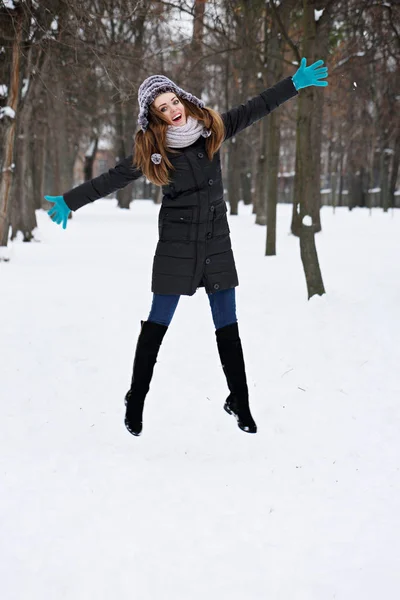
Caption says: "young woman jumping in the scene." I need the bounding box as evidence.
[45,58,328,437]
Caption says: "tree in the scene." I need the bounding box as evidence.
[0,1,23,250]
[290,0,334,298]
[265,0,297,256]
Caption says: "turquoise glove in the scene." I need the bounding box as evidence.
[44,195,71,230]
[292,58,328,91]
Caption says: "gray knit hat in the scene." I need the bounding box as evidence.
[137,74,205,132]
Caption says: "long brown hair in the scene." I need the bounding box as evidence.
[133,97,225,186]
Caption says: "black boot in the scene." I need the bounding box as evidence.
[215,322,257,434]
[124,320,168,436]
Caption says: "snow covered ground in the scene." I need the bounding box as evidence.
[1,200,399,599]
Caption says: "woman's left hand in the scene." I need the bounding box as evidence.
[44,195,71,230]
[292,58,328,91]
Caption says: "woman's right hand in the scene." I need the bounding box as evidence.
[44,195,71,230]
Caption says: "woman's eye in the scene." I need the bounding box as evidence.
[161,102,176,112]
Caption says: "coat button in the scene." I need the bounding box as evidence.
[210,205,215,212]
[214,283,220,290]
[198,152,204,158]
[205,258,211,264]
[207,232,212,238]
[208,179,213,185]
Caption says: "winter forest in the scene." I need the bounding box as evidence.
[0,1,399,286]
[1,1,400,599]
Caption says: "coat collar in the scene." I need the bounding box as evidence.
[166,135,205,157]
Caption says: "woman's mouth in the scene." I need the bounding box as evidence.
[172,113,182,123]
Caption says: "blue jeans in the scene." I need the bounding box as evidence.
[148,288,237,330]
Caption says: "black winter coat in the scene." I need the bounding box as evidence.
[64,77,298,296]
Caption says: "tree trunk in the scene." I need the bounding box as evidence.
[227,137,241,215]
[381,150,391,212]
[311,87,323,231]
[115,98,133,210]
[84,137,99,182]
[291,0,326,298]
[300,224,325,299]
[50,76,75,198]
[32,125,46,211]
[254,112,268,225]
[265,108,280,256]
[251,126,262,215]
[10,39,47,241]
[240,171,252,205]
[265,6,286,256]
[389,131,399,209]
[338,127,344,207]
[190,0,206,98]
[11,102,37,241]
[0,4,23,249]
[116,8,146,210]
[348,166,368,209]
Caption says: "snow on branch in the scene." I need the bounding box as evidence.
[336,52,365,68]
[0,106,16,120]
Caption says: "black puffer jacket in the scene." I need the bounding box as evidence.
[64,77,297,296]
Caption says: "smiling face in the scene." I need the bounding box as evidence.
[153,92,187,127]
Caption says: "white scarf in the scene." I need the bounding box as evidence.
[150,116,211,164]
[166,115,211,148]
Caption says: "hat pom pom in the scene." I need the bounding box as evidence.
[151,153,162,164]
[201,127,212,138]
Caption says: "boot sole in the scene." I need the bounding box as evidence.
[125,420,142,436]
[224,403,257,434]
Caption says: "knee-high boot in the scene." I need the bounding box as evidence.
[215,322,257,434]
[124,320,168,436]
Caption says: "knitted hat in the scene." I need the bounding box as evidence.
[137,74,205,132]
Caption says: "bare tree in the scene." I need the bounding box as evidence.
[265,0,297,256]
[189,0,207,98]
[290,0,333,298]
[1,0,398,265]
[0,2,24,250]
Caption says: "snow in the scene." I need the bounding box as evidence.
[315,9,324,21]
[85,126,115,155]
[1,201,400,599]
[387,56,396,72]
[2,162,15,173]
[21,78,29,98]
[85,139,111,155]
[0,245,10,261]
[0,106,15,119]
[302,215,312,226]
[336,53,365,68]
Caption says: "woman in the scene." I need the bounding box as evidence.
[45,58,328,437]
